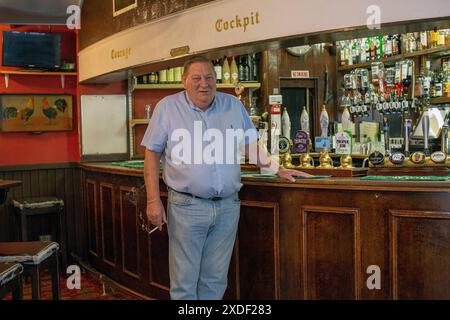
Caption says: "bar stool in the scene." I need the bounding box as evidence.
[13,197,67,269]
[0,263,23,300]
[0,241,60,300]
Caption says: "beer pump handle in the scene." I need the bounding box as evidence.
[442,125,449,154]
[422,109,430,155]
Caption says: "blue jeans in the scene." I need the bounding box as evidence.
[167,189,240,300]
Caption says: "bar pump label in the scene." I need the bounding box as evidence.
[335,132,351,155]
[389,152,405,165]
[369,151,385,165]
[410,152,426,164]
[294,130,309,154]
[430,151,447,164]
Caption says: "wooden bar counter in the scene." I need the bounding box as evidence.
[80,163,450,300]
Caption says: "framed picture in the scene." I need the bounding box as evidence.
[113,0,138,17]
[0,94,73,132]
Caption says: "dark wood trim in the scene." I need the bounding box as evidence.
[148,191,169,292]
[100,182,116,267]
[86,179,99,258]
[0,162,80,172]
[119,185,141,280]
[81,154,129,162]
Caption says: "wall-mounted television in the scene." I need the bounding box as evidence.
[2,31,61,70]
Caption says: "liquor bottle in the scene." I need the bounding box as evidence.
[437,29,446,47]
[392,35,399,56]
[365,38,371,61]
[384,35,393,58]
[230,56,239,84]
[431,27,439,48]
[340,41,349,66]
[243,57,250,82]
[238,56,246,82]
[420,31,428,49]
[222,56,231,84]
[434,68,444,97]
[376,35,384,59]
[251,53,258,81]
[370,37,377,60]
[360,38,368,63]
[213,59,222,83]
[352,40,360,64]
[423,59,432,98]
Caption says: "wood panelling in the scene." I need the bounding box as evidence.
[79,0,216,50]
[86,180,99,257]
[100,183,116,267]
[148,191,170,292]
[301,206,361,299]
[82,166,450,300]
[119,186,140,279]
[233,200,280,300]
[389,210,450,299]
[0,165,85,262]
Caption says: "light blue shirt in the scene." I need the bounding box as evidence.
[141,90,258,198]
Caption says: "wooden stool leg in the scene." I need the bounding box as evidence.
[50,251,60,300]
[30,265,40,300]
[12,274,23,300]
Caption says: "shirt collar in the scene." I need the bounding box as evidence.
[184,91,217,113]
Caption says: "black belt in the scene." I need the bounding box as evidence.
[173,189,223,201]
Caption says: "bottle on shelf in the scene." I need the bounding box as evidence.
[174,67,182,83]
[213,59,222,83]
[159,69,167,84]
[437,29,446,47]
[222,56,231,84]
[238,56,246,82]
[167,68,175,84]
[420,31,428,50]
[431,27,439,48]
[230,56,239,84]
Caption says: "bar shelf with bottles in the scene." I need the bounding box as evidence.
[131,54,261,91]
[334,28,450,175]
[337,28,450,71]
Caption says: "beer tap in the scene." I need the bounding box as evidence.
[422,108,430,156]
[442,125,449,155]
[383,116,390,156]
[430,124,448,164]
[404,118,412,157]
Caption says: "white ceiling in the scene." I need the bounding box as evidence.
[0,0,83,25]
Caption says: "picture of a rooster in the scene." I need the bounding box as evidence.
[41,97,58,125]
[18,97,35,124]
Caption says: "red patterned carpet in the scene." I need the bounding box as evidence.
[4,271,136,300]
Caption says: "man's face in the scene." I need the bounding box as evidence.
[182,62,217,110]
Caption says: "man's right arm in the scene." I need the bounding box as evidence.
[143,148,166,230]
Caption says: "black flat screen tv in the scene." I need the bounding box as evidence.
[2,31,61,69]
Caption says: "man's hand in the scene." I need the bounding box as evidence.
[277,167,315,182]
[146,198,167,231]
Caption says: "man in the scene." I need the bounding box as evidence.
[141,55,312,300]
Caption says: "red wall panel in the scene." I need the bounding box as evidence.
[0,25,79,166]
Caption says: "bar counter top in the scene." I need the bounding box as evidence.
[80,162,450,193]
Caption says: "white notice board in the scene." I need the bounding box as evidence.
[81,95,127,156]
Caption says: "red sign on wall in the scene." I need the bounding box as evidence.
[291,70,310,78]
